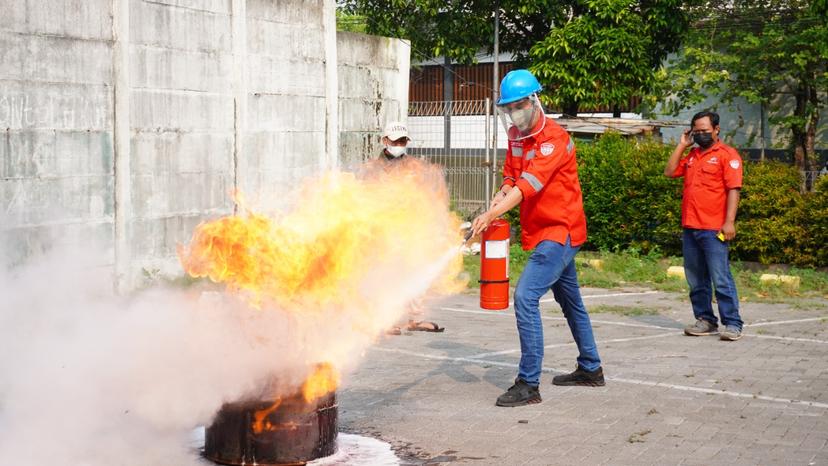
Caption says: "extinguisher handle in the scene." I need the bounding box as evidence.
[462,229,474,243]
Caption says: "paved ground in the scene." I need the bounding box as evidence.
[338,287,828,465]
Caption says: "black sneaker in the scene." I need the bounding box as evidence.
[495,379,541,407]
[552,366,605,387]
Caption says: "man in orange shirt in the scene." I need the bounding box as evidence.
[471,70,603,407]
[664,111,744,341]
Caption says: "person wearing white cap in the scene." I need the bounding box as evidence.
[370,121,444,334]
[380,121,410,161]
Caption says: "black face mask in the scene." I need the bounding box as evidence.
[693,132,715,148]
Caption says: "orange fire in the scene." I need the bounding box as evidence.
[251,397,283,434]
[251,364,339,434]
[179,158,465,432]
[178,158,464,314]
[301,363,340,403]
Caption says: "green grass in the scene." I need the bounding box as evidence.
[462,246,828,303]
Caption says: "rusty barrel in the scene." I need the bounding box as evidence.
[204,391,338,465]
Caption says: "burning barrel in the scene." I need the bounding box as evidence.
[204,390,338,465]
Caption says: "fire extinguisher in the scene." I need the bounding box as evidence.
[479,218,510,310]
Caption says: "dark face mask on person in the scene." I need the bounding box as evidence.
[693,132,715,149]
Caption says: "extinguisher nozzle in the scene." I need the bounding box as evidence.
[462,229,474,243]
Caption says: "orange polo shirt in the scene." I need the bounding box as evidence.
[501,116,587,250]
[671,140,743,230]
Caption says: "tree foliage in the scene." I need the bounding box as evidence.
[339,0,688,114]
[530,0,687,115]
[652,0,828,188]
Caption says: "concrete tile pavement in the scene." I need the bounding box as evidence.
[338,287,828,465]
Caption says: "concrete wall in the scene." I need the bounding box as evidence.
[0,0,116,267]
[337,31,410,168]
[0,0,410,289]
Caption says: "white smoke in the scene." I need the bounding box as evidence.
[0,209,461,464]
[0,247,280,465]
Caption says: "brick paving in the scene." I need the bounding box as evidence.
[338,288,828,465]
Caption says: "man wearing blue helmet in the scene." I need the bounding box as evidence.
[471,69,604,407]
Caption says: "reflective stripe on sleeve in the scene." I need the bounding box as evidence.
[511,147,523,156]
[525,149,535,160]
[520,172,543,191]
[567,138,575,154]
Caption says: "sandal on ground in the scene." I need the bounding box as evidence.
[406,321,444,332]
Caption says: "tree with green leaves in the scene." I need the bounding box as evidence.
[530,0,686,116]
[338,0,688,115]
[653,0,828,190]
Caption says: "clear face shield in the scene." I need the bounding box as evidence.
[496,94,545,141]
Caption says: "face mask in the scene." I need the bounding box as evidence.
[693,132,715,148]
[386,145,406,157]
[509,106,535,133]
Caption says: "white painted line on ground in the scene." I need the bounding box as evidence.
[466,331,679,359]
[541,290,661,303]
[752,334,828,344]
[465,291,663,308]
[436,306,674,330]
[371,346,828,410]
[437,307,828,336]
[746,317,828,327]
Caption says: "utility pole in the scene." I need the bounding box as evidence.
[491,1,500,199]
[443,56,452,152]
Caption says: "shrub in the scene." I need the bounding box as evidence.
[577,133,682,255]
[497,133,826,267]
[730,162,807,265]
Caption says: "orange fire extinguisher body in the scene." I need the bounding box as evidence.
[480,218,510,310]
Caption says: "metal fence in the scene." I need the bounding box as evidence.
[407,100,498,219]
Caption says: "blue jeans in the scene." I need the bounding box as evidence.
[513,239,602,386]
[682,229,743,329]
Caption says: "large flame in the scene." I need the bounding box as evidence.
[179,158,465,410]
[179,158,464,311]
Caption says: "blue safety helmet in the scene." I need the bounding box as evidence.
[497,69,542,105]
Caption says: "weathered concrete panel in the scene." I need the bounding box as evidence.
[131,0,231,52]
[0,82,112,130]
[143,0,232,15]
[247,19,324,59]
[246,94,326,132]
[131,46,233,92]
[0,32,112,84]
[1,175,114,227]
[338,65,406,100]
[242,131,325,170]
[129,213,217,259]
[131,131,232,175]
[338,97,401,133]
[339,131,379,167]
[247,56,325,96]
[0,130,113,179]
[337,32,409,164]
[131,171,233,218]
[247,0,323,25]
[0,1,27,33]
[130,90,234,130]
[25,0,113,40]
[336,32,402,68]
